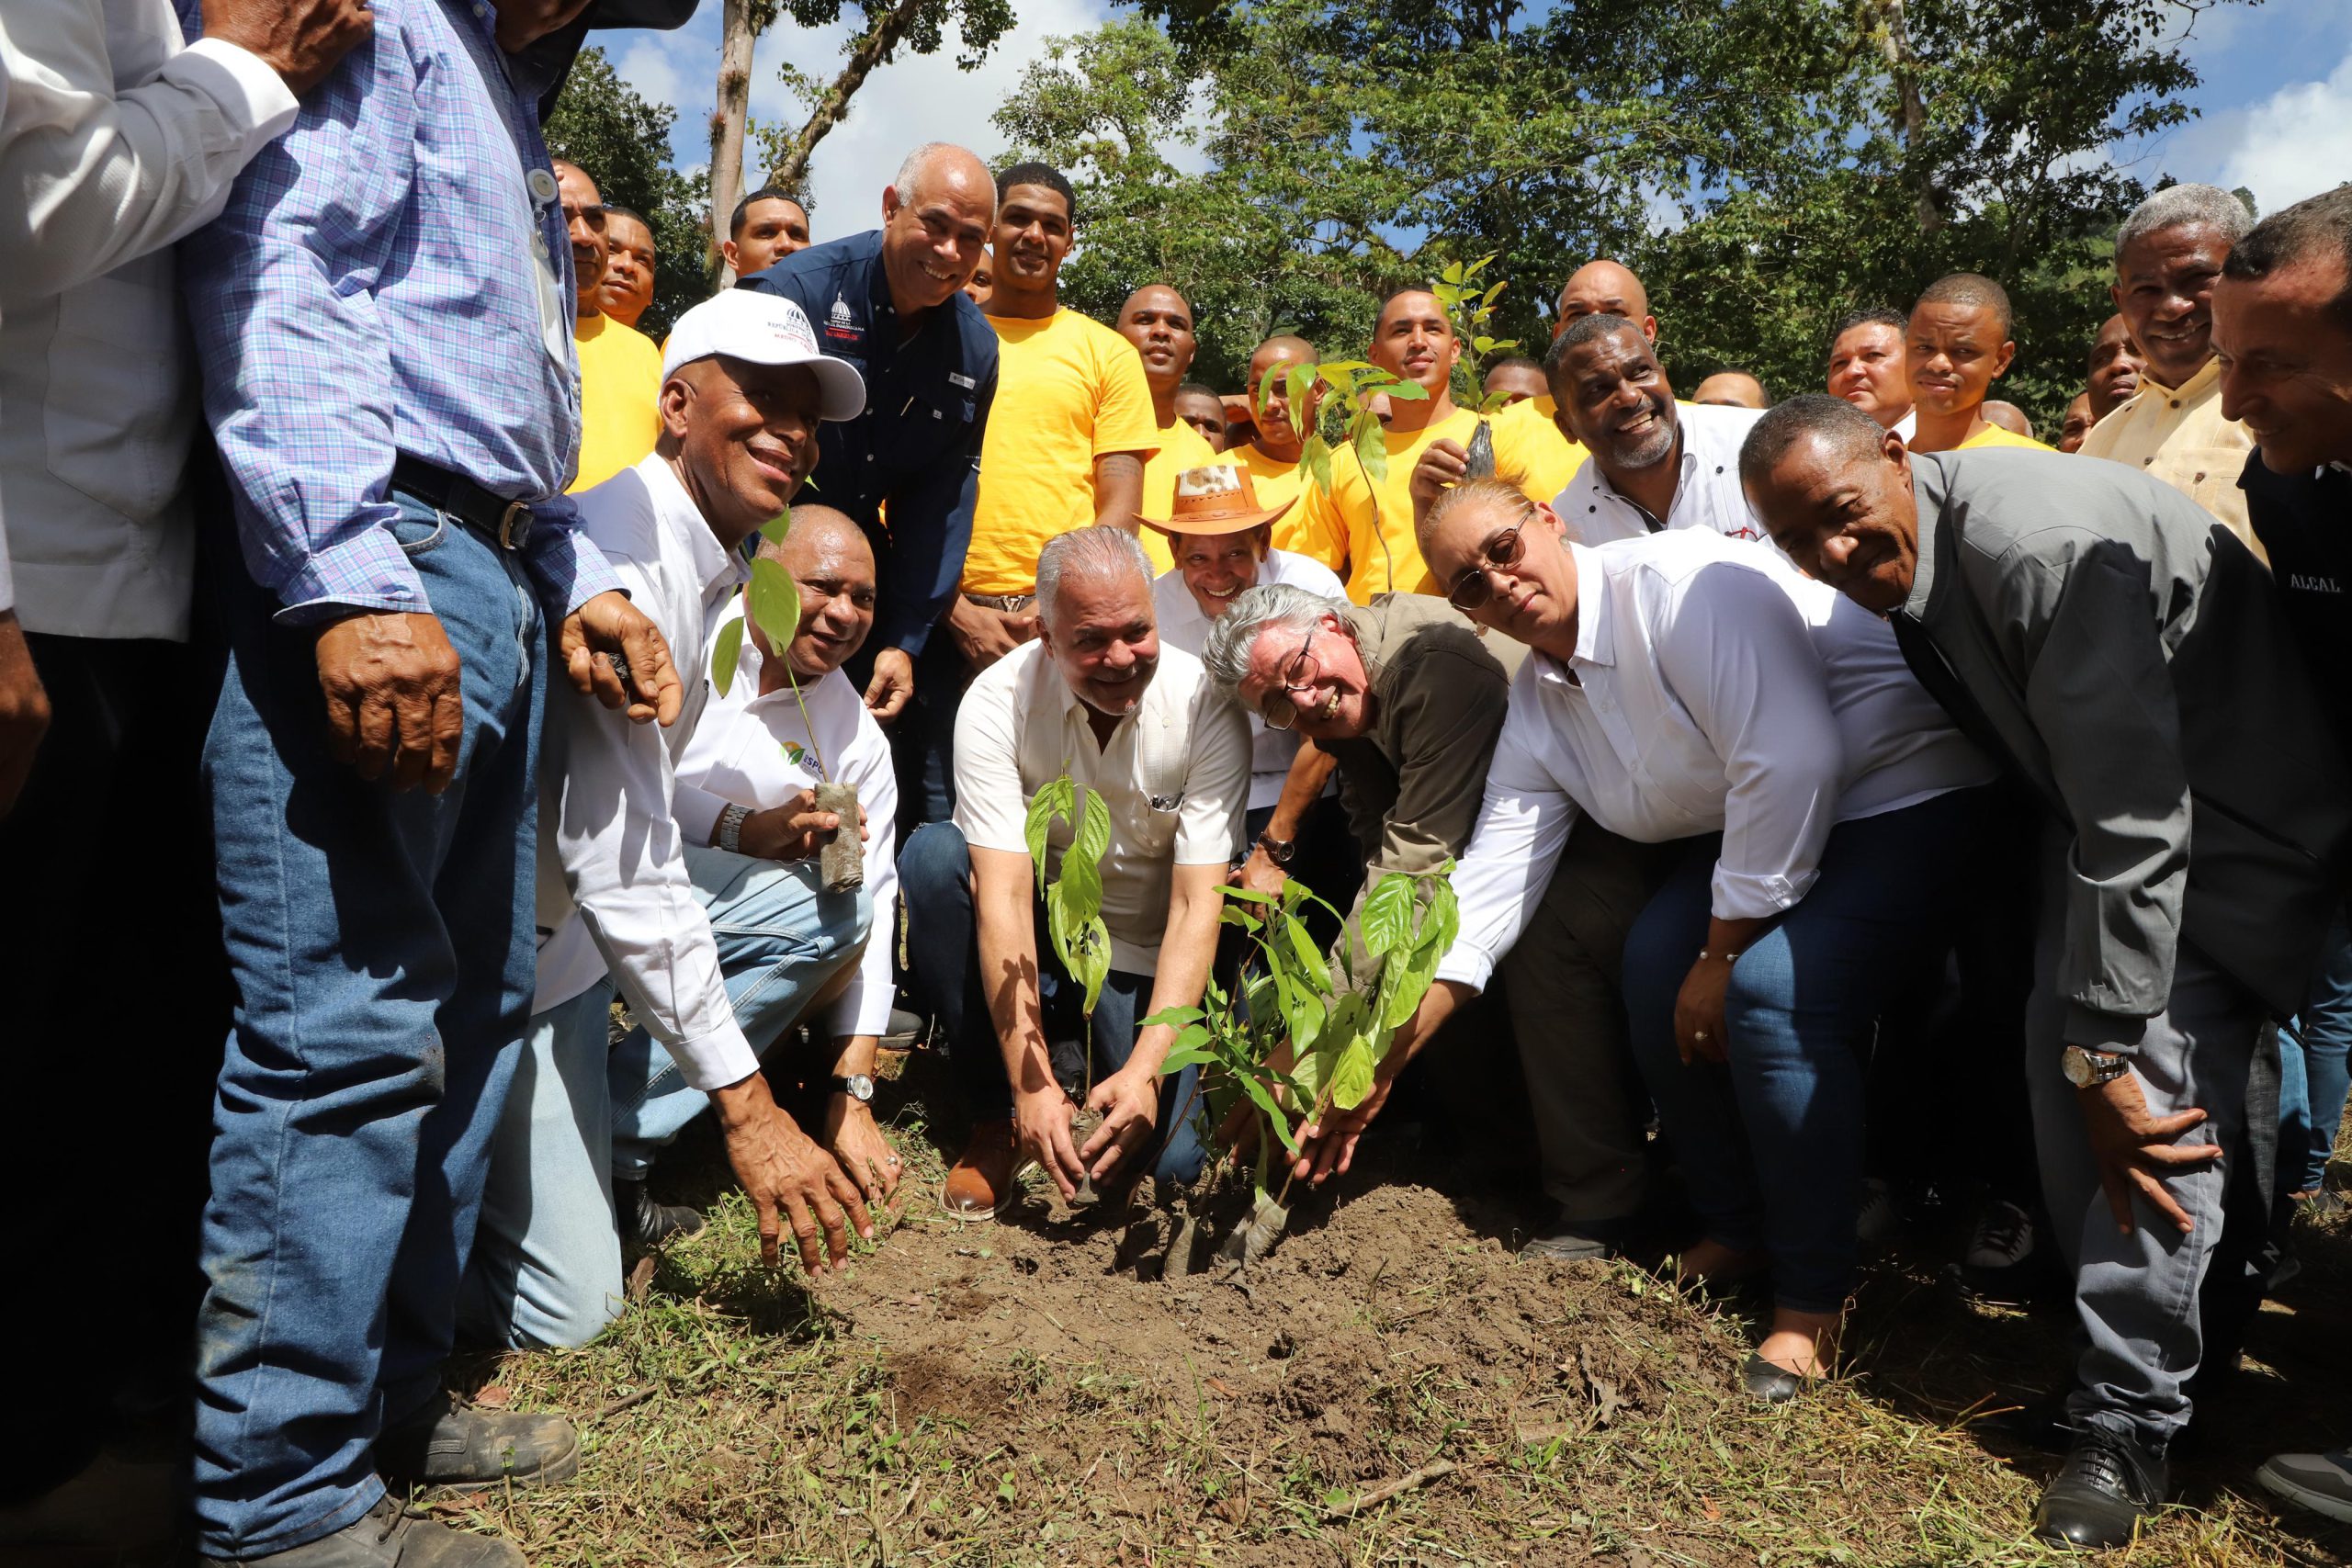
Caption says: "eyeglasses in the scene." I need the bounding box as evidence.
[1259,631,1324,730]
[1445,524,1529,611]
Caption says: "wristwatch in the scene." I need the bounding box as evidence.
[2061,1044,2131,1089]
[831,1073,876,1104]
[1255,831,1296,865]
[716,802,752,854]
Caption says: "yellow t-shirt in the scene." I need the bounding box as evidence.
[1229,444,1328,567]
[570,313,664,493]
[1493,394,1589,504]
[1298,405,1555,602]
[965,309,1161,596]
[1137,414,1222,573]
[1957,422,2053,453]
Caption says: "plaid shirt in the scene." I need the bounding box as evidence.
[176,0,617,624]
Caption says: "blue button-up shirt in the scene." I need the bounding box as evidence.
[176,0,618,624]
[741,230,996,655]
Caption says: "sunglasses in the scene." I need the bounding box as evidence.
[1445,523,1530,611]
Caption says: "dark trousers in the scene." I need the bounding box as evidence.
[890,630,972,834]
[0,630,231,1502]
[897,821,1205,1183]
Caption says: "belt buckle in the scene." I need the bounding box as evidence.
[497,500,534,551]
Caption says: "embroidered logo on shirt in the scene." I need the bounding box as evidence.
[830,293,857,330]
[2289,573,2343,594]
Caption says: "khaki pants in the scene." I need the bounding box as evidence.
[1500,817,1679,1223]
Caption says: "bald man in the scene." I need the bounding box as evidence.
[741,141,1001,829]
[1982,400,2035,440]
[1118,284,1220,570]
[1694,370,1769,410]
[1554,258,1657,343]
[557,160,665,492]
[1232,333,1333,566]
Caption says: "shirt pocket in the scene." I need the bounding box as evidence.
[44,258,194,525]
[2170,443,2254,526]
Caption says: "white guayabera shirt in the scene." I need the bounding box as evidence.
[953,639,1250,976]
[1437,528,1994,994]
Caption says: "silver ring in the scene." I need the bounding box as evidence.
[1693,1029,1710,1042]
[886,1155,901,1166]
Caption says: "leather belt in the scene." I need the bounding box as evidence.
[964,592,1035,613]
[389,454,537,551]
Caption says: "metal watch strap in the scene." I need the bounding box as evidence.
[717,803,752,854]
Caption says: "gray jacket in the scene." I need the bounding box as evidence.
[1898,449,2351,1049]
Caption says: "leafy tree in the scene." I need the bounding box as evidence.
[997,0,2245,429]
[546,47,712,337]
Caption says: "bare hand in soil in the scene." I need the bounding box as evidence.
[1014,1088,1090,1201]
[824,1097,903,1205]
[1082,1063,1160,1182]
[741,788,869,862]
[1293,1073,1396,1186]
[2076,1071,2218,1235]
[715,1077,874,1274]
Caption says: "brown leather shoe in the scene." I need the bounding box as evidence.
[944,1120,1019,1218]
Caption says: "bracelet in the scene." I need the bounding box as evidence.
[717,802,752,854]
[1697,948,1743,964]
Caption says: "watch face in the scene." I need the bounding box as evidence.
[843,1074,876,1102]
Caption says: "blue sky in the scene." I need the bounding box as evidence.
[611,0,2352,231]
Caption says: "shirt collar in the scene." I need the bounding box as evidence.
[1592,423,1695,526]
[2135,355,2220,405]
[1532,543,1608,687]
[639,457,752,599]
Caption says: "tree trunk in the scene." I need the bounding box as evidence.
[765,0,932,193]
[1875,0,1942,233]
[708,0,758,272]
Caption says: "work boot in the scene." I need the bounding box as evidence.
[1521,1213,1623,1261]
[199,1495,523,1566]
[614,1176,705,1247]
[2032,1427,2166,1550]
[944,1119,1019,1219]
[377,1391,578,1491]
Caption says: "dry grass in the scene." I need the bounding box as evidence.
[414,1084,2352,1568]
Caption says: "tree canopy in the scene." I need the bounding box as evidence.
[994,0,2242,430]
[546,47,711,337]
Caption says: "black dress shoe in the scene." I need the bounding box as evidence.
[2032,1427,2166,1550]
[1741,1353,1806,1405]
[615,1176,705,1247]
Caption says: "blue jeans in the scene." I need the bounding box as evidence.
[463,846,869,1348]
[193,500,546,1556]
[898,821,1205,1183]
[1622,788,1994,1314]
[2280,914,2352,1197]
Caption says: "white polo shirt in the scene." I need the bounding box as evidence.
[1437,529,1995,992]
[1552,402,1770,546]
[953,639,1250,974]
[1151,547,1347,812]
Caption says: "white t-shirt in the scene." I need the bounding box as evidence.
[1151,547,1347,812]
[952,639,1250,975]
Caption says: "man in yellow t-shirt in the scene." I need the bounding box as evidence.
[555,160,662,492]
[1116,284,1226,570]
[1229,334,1331,566]
[1904,272,2052,453]
[956,162,1158,667]
[1296,288,1555,600]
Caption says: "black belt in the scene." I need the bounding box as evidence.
[388,454,537,551]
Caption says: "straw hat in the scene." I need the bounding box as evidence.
[1140,463,1299,536]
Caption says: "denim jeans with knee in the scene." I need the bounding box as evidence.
[2279,913,2352,1197]
[193,500,545,1557]
[1622,787,1995,1314]
[899,820,1205,1182]
[463,846,868,1349]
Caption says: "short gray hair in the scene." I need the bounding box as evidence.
[1201,582,1346,699]
[1035,525,1152,630]
[894,141,990,198]
[2116,183,2253,257]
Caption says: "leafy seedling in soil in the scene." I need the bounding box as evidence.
[710,509,862,892]
[1145,863,1460,1276]
[1025,774,1114,1205]
[1432,251,1521,478]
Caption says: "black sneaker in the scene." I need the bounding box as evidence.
[615,1176,705,1247]
[2032,1427,2166,1550]
[378,1391,578,1491]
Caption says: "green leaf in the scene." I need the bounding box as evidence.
[1353,412,1386,489]
[1139,1005,1204,1032]
[1382,379,1430,401]
[1239,1070,1295,1151]
[1303,433,1333,496]
[709,615,744,698]
[1218,904,1264,932]
[1282,913,1325,980]
[1072,784,1112,875]
[746,557,801,651]
[1256,359,1283,421]
[1328,1036,1376,1111]
[1284,363,1314,425]
[1023,776,1075,895]
[1359,872,1418,956]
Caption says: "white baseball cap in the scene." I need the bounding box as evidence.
[661,290,866,422]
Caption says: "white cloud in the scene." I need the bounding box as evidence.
[2213,51,2352,214]
[613,34,688,120]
